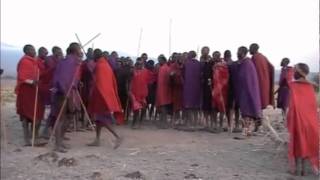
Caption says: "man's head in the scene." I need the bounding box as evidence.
[52,46,63,59]
[201,46,210,57]
[102,51,109,59]
[212,51,221,62]
[111,51,118,59]
[158,54,167,65]
[141,53,148,62]
[237,46,248,60]
[135,60,143,70]
[171,52,178,62]
[281,58,290,67]
[294,63,309,80]
[93,48,103,61]
[249,43,259,55]
[68,42,83,58]
[145,60,155,70]
[188,51,197,59]
[23,44,36,58]
[224,50,231,60]
[87,48,94,59]
[38,47,48,60]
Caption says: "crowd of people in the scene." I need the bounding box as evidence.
[14,42,318,175]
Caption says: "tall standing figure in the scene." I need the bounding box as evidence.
[250,43,275,130]
[51,43,83,152]
[87,49,123,149]
[287,63,319,176]
[16,45,45,146]
[233,47,262,136]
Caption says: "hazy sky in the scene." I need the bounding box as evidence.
[1,0,319,71]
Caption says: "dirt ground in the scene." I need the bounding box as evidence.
[1,79,319,180]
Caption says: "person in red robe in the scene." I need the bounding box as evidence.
[129,60,149,128]
[156,55,172,128]
[169,53,184,127]
[211,51,229,132]
[250,43,275,130]
[16,44,45,146]
[287,63,319,176]
[87,49,122,149]
[250,43,275,108]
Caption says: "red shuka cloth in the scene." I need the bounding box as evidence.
[88,57,124,124]
[212,62,229,112]
[130,69,149,111]
[15,55,44,121]
[287,81,319,173]
[156,63,172,107]
[252,53,275,109]
[38,58,56,105]
[170,62,183,112]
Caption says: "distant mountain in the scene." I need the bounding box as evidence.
[1,42,23,76]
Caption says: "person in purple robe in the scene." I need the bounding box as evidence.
[275,58,293,116]
[183,51,202,128]
[50,42,83,152]
[40,46,64,139]
[233,46,262,137]
[108,51,119,71]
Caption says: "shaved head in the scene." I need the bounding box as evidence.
[249,43,259,55]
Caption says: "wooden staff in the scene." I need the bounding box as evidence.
[82,33,101,48]
[31,67,40,147]
[137,28,143,57]
[169,18,172,56]
[75,90,95,130]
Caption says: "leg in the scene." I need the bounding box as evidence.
[104,124,122,149]
[212,110,218,130]
[131,110,139,129]
[300,158,305,176]
[139,108,146,127]
[21,117,31,146]
[219,112,225,131]
[87,124,102,146]
[159,106,168,128]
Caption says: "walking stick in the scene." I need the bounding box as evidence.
[75,90,95,130]
[31,67,40,147]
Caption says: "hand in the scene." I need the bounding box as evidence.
[50,88,58,93]
[32,80,38,85]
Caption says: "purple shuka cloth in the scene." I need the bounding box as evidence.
[108,57,118,72]
[232,58,262,119]
[95,113,115,126]
[52,54,81,111]
[53,55,81,94]
[277,67,290,110]
[183,58,202,109]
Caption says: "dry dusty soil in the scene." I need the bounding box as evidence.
[1,79,319,180]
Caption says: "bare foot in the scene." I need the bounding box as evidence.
[113,137,123,149]
[87,140,100,147]
[54,147,67,153]
[24,142,31,146]
[61,143,71,149]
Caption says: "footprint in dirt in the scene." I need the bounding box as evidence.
[90,171,103,180]
[58,157,78,167]
[184,173,201,179]
[34,152,59,163]
[124,171,146,180]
